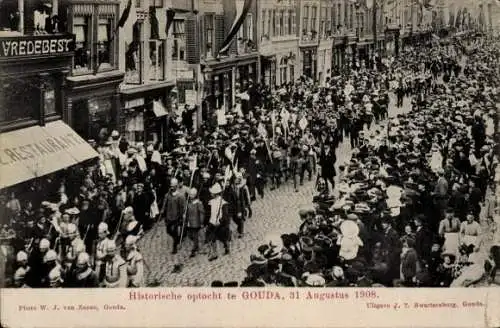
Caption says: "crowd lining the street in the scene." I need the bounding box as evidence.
[1,33,499,288]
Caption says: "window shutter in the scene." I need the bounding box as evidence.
[214,14,225,54]
[185,14,199,64]
[199,14,205,58]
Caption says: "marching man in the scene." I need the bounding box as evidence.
[206,183,231,261]
[124,235,144,287]
[102,240,127,288]
[95,222,111,282]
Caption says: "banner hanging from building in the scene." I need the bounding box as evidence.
[218,0,253,55]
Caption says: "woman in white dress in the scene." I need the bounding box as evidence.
[429,143,443,174]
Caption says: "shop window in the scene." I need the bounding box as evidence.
[88,97,113,142]
[205,14,214,58]
[172,19,185,60]
[0,77,39,126]
[43,77,57,116]
[74,16,92,74]
[289,65,294,82]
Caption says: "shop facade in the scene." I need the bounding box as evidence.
[201,54,259,115]
[300,46,318,79]
[119,83,175,147]
[260,55,276,87]
[0,32,98,190]
[66,73,123,144]
[356,38,373,68]
[332,36,346,74]
[385,27,400,56]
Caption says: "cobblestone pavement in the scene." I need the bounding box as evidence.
[138,94,413,287]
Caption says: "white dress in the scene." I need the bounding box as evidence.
[429,149,443,174]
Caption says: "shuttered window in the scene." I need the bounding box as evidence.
[214,14,225,54]
[205,14,214,58]
[185,15,198,64]
[247,13,253,41]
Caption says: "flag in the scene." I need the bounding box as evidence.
[150,7,160,40]
[218,0,253,55]
[125,21,140,71]
[108,0,133,45]
[118,0,133,29]
[165,9,176,34]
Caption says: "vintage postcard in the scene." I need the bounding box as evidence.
[1,0,499,327]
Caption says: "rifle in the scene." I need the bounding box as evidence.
[113,211,125,242]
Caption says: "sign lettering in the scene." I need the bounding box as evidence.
[0,133,84,166]
[0,34,75,58]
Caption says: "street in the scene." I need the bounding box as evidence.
[138,94,413,287]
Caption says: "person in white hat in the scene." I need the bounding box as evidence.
[13,267,30,288]
[120,206,137,236]
[102,240,127,288]
[160,177,186,254]
[95,222,111,282]
[64,223,85,270]
[42,249,61,287]
[16,251,30,274]
[124,235,144,287]
[206,183,231,261]
[67,252,99,288]
[48,267,63,288]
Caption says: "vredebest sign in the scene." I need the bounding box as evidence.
[0,33,75,59]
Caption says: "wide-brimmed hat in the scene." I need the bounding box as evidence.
[209,183,222,195]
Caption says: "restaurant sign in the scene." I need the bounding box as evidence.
[0,34,75,59]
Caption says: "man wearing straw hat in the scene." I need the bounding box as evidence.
[206,183,231,261]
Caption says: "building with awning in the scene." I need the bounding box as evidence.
[0,121,98,189]
[0,0,98,190]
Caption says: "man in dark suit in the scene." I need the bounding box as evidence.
[379,218,401,286]
[319,143,336,193]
